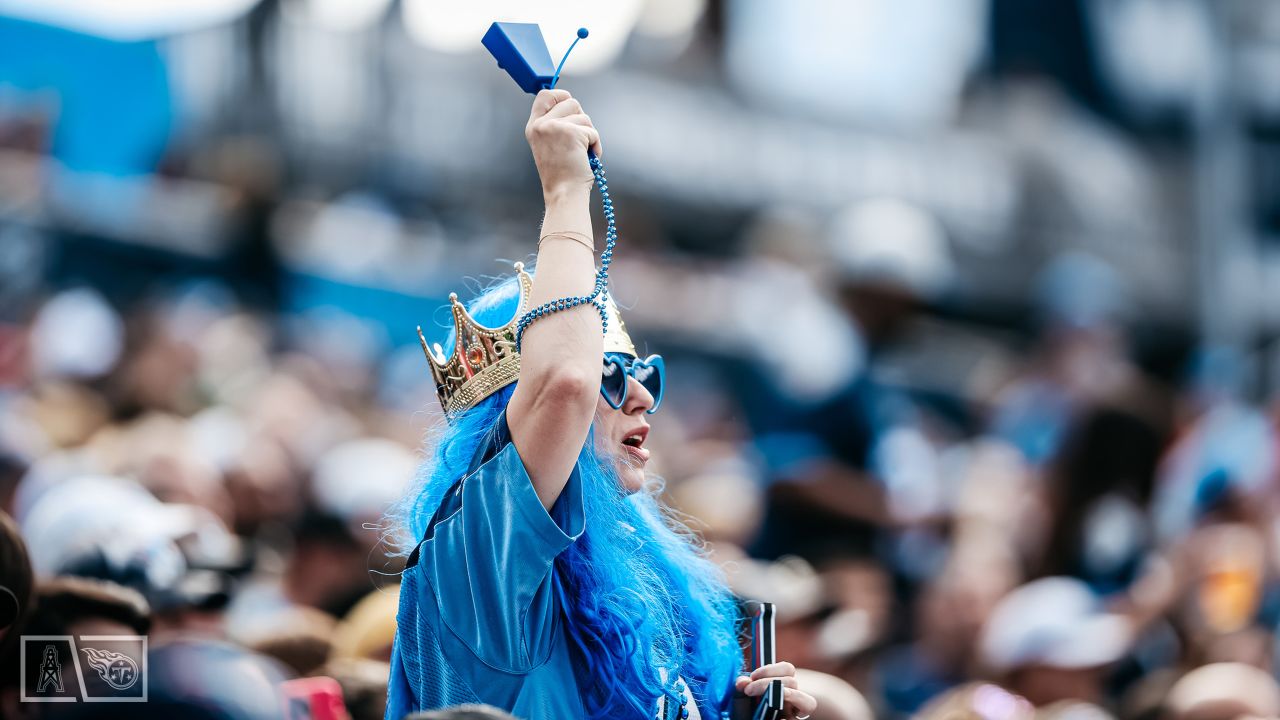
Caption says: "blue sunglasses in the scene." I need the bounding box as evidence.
[601,353,664,413]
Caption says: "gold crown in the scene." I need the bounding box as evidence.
[418,261,637,417]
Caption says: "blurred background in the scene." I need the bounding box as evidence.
[1,1,1280,719]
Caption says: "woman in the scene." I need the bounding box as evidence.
[385,90,817,720]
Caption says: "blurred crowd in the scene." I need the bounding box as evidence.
[0,199,1278,720]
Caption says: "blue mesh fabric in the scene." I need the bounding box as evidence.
[385,568,480,719]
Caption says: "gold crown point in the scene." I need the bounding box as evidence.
[419,267,636,419]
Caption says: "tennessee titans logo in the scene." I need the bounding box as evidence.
[80,647,140,691]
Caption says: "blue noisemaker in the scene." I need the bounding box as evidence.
[481,22,589,95]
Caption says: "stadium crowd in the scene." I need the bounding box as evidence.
[0,220,1277,720]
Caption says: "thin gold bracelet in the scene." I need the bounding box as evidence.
[538,231,595,253]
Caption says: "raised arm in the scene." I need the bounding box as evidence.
[506,88,604,511]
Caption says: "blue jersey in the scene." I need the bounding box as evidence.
[385,411,587,719]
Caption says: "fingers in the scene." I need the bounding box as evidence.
[750,661,796,681]
[784,688,818,719]
[560,113,594,128]
[741,676,798,697]
[741,663,812,719]
[538,112,601,158]
[559,112,601,157]
[583,125,601,158]
[530,88,572,119]
[544,96,583,120]
[527,91,602,155]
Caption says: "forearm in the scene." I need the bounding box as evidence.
[507,185,604,509]
[506,88,606,510]
[520,185,603,387]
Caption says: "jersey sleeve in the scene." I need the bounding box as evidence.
[421,412,586,672]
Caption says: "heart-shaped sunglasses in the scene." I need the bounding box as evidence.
[600,353,664,413]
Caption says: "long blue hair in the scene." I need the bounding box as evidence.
[390,270,743,720]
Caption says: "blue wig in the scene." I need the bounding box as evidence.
[390,270,743,720]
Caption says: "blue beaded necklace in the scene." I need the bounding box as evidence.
[514,150,617,351]
[660,677,691,720]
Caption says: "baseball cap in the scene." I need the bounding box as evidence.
[979,577,1132,673]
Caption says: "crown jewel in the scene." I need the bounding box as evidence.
[419,261,636,418]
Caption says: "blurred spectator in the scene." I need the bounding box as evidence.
[19,577,150,638]
[310,438,415,535]
[915,683,1036,720]
[989,253,1146,469]
[28,288,124,382]
[284,510,375,618]
[19,474,239,639]
[1163,663,1280,720]
[225,438,409,636]
[0,510,32,654]
[793,668,875,720]
[319,658,391,720]
[1152,362,1277,546]
[0,577,150,720]
[145,639,292,720]
[1170,522,1273,669]
[0,509,33,716]
[1034,408,1163,593]
[331,586,398,663]
[979,577,1132,708]
[1034,700,1115,720]
[0,452,26,518]
[750,198,953,569]
[244,605,338,676]
[878,533,1021,715]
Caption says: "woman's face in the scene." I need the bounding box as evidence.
[593,374,656,493]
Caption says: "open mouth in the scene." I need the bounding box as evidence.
[620,428,650,462]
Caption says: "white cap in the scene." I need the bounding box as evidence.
[312,438,417,523]
[979,577,1132,673]
[20,475,208,576]
[29,288,123,379]
[828,198,952,299]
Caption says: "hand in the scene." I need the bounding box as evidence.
[736,662,818,720]
[525,89,602,202]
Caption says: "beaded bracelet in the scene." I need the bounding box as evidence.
[515,153,616,351]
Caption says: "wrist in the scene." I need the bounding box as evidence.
[542,181,591,206]
[539,231,595,252]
